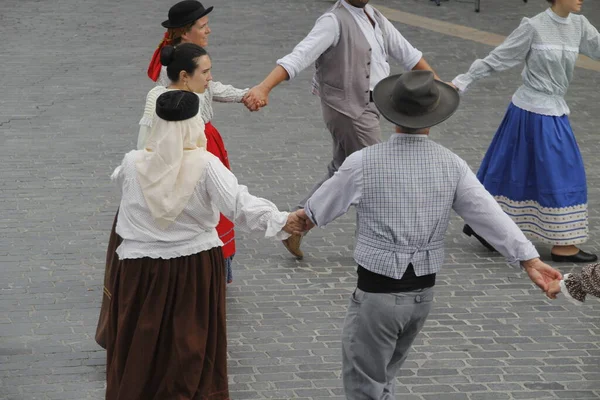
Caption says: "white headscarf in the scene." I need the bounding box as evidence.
[135,109,211,229]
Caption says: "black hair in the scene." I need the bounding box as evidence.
[160,43,209,83]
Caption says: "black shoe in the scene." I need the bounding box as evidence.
[550,250,598,263]
[463,224,497,252]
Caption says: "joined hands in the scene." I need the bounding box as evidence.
[282,209,315,236]
[521,258,562,299]
[242,84,270,112]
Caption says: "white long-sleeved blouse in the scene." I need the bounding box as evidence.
[112,150,290,260]
[157,66,248,123]
[137,71,248,150]
[453,9,600,116]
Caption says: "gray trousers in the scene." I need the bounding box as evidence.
[342,287,434,400]
[296,101,382,210]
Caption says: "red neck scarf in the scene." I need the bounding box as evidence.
[147,32,172,82]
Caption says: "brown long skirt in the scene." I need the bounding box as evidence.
[104,247,229,400]
[96,211,121,349]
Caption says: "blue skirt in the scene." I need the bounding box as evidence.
[477,103,588,245]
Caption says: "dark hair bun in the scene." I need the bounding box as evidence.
[156,90,199,122]
[160,45,176,66]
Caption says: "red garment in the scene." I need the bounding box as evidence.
[147,32,171,82]
[205,122,236,259]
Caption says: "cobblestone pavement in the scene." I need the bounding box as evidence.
[1,0,599,399]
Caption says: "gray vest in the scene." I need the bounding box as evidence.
[355,136,464,278]
[313,2,387,119]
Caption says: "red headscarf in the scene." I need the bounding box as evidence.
[147,32,172,82]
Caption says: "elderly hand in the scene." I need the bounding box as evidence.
[296,209,315,232]
[283,211,306,235]
[547,279,562,300]
[243,84,269,112]
[521,258,562,297]
[282,209,316,236]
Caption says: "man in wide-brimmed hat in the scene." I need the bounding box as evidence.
[296,70,562,399]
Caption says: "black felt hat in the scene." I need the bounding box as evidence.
[372,71,459,129]
[162,1,213,28]
[156,90,199,122]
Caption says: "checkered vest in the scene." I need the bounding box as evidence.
[355,136,464,278]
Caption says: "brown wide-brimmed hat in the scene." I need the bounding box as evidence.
[162,1,213,28]
[372,71,459,129]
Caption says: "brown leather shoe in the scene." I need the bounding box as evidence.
[282,233,304,260]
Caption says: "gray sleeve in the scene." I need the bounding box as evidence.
[452,159,539,267]
[304,151,364,227]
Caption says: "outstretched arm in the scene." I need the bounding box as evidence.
[304,151,364,228]
[452,160,562,293]
[204,158,291,240]
[244,14,338,111]
[210,81,249,103]
[580,15,600,61]
[244,65,290,111]
[452,17,533,92]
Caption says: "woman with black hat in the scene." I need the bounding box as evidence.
[147,0,213,82]
[104,88,304,400]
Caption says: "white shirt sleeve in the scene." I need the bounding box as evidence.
[137,87,166,150]
[276,14,339,80]
[210,81,249,103]
[110,152,134,192]
[204,158,290,240]
[452,159,539,267]
[580,15,600,60]
[380,15,423,70]
[452,18,534,92]
[304,150,364,227]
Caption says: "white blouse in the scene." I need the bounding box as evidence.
[157,66,248,123]
[112,151,290,260]
[453,9,600,116]
[137,79,248,150]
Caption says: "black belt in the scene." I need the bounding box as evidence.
[357,264,436,293]
[369,90,374,102]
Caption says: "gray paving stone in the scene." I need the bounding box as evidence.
[1,0,600,399]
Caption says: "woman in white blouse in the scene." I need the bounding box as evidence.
[452,0,600,263]
[96,44,230,349]
[104,88,303,400]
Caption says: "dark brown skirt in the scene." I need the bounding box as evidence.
[96,211,121,349]
[104,247,229,400]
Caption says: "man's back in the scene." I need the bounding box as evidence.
[355,135,465,278]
